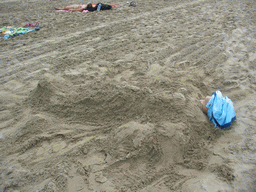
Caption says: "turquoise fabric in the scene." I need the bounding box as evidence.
[0,34,9,40]
[206,90,236,129]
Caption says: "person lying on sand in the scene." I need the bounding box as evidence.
[55,3,93,12]
[55,3,113,12]
[200,91,236,129]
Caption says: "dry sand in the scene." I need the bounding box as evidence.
[0,0,255,191]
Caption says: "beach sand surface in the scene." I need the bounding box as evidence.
[0,0,255,191]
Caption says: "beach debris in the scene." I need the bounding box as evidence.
[128,1,137,7]
[24,23,35,27]
[35,22,40,31]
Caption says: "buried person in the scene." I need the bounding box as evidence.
[55,3,113,12]
[200,96,212,114]
[200,90,236,129]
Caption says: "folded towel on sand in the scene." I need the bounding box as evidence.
[206,90,236,129]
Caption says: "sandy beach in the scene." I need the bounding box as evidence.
[0,0,255,191]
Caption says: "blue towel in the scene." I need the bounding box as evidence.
[206,90,236,129]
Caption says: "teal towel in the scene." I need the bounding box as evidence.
[206,91,236,129]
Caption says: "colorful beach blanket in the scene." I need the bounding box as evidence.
[0,26,35,40]
[206,90,236,129]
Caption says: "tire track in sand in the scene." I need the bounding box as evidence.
[0,0,209,84]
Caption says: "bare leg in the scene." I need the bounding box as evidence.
[55,6,65,10]
[55,4,83,10]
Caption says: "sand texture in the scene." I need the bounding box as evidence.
[0,0,256,191]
